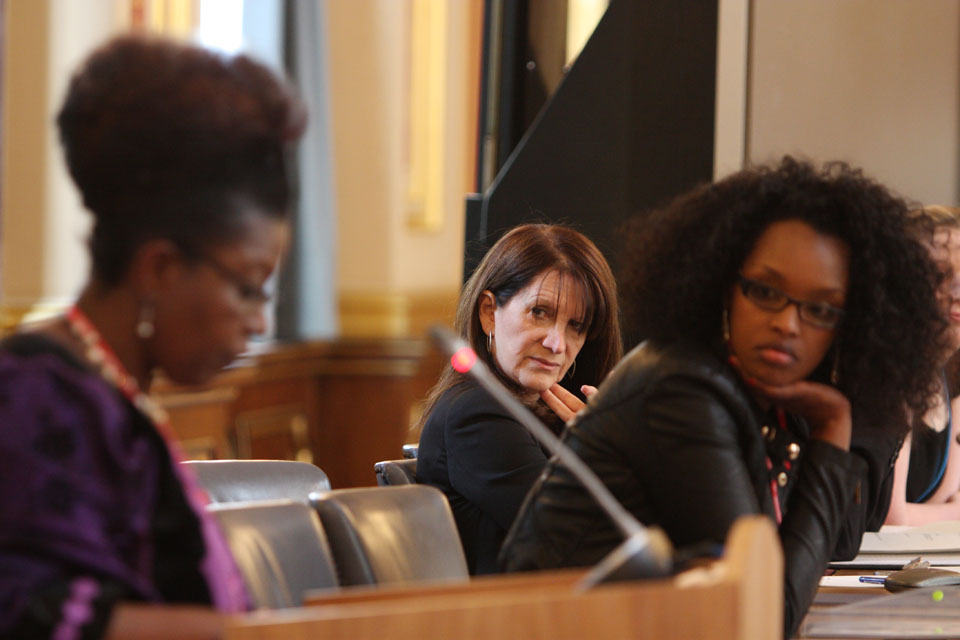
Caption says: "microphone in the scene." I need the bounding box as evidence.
[429,325,673,589]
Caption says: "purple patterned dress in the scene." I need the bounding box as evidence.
[0,334,247,639]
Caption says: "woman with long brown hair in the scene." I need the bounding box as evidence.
[416,224,621,574]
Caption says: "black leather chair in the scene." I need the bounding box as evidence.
[210,500,339,608]
[184,460,331,504]
[311,485,468,587]
[401,444,419,459]
[374,459,417,486]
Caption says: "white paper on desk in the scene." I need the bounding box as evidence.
[860,521,960,554]
[818,575,885,588]
[833,553,960,567]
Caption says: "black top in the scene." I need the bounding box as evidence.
[500,341,871,639]
[416,378,554,574]
[907,423,950,502]
[907,370,960,503]
[906,374,953,503]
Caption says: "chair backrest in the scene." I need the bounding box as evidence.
[311,485,469,587]
[401,444,419,459]
[210,500,339,608]
[184,459,331,504]
[374,458,418,486]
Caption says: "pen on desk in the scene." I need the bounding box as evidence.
[858,576,886,584]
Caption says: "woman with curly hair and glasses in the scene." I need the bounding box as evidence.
[500,157,945,639]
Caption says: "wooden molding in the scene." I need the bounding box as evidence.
[338,290,457,338]
[153,336,446,487]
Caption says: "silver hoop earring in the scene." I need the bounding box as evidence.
[487,331,494,354]
[566,359,576,379]
[722,307,731,344]
[136,301,155,340]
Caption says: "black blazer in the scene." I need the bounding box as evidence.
[500,340,867,639]
[417,378,552,574]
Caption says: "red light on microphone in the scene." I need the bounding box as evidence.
[451,347,477,373]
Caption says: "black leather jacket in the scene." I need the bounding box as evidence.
[500,341,867,639]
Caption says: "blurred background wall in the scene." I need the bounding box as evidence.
[2,0,959,339]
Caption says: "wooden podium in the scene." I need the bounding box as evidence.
[225,516,781,640]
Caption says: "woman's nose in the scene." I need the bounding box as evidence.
[542,324,566,353]
[770,302,801,335]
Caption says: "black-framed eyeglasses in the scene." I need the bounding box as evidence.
[198,254,273,309]
[737,274,844,330]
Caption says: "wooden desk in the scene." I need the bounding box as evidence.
[225,516,781,640]
[798,572,906,639]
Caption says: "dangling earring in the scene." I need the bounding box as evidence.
[487,331,494,354]
[566,359,577,379]
[830,346,841,386]
[722,307,731,344]
[136,301,155,340]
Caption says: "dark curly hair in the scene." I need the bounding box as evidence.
[620,156,945,434]
[57,36,307,285]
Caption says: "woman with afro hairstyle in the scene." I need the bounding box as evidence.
[500,157,946,639]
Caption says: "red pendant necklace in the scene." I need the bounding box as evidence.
[766,407,788,525]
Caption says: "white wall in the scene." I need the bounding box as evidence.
[747,0,960,205]
[2,0,116,312]
[45,0,115,300]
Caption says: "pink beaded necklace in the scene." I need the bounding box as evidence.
[64,304,248,611]
[65,305,170,430]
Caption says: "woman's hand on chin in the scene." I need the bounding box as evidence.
[728,355,852,451]
[540,383,597,423]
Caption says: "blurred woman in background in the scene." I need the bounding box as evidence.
[886,206,960,524]
[0,36,305,638]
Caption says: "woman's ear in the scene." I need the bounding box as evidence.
[478,290,497,336]
[128,239,182,297]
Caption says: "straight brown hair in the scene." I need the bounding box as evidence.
[417,224,622,430]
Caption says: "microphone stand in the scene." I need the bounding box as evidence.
[429,326,673,590]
